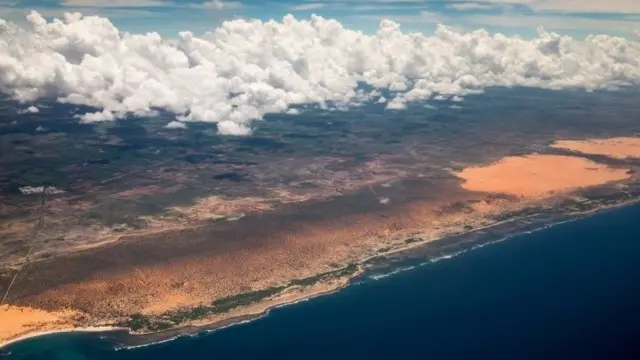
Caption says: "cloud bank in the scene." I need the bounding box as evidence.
[1,11,640,135]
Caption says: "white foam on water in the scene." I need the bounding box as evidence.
[115,211,601,351]
[367,214,589,282]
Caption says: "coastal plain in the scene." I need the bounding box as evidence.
[2,88,640,346]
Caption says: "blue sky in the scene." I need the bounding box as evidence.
[1,0,639,38]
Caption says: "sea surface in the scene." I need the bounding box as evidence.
[5,203,640,360]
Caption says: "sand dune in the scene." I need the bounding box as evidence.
[552,137,640,159]
[457,154,630,198]
[0,305,82,345]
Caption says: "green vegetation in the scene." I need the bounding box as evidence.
[377,247,392,254]
[491,206,544,222]
[490,191,633,224]
[121,263,360,332]
[404,237,422,244]
[289,263,359,287]
[211,286,287,310]
[124,313,152,331]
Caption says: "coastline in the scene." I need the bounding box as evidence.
[5,196,637,352]
[115,195,640,349]
[0,326,127,351]
[5,197,640,351]
[0,267,362,351]
[112,275,360,350]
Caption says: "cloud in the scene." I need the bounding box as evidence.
[442,0,640,13]
[386,97,407,110]
[447,2,495,11]
[20,186,65,195]
[189,1,243,10]
[351,4,430,11]
[354,10,443,24]
[18,105,39,114]
[290,3,325,11]
[0,6,160,20]
[468,13,640,33]
[60,0,243,10]
[165,120,187,129]
[61,0,169,7]
[529,0,640,14]
[356,0,428,3]
[1,11,640,136]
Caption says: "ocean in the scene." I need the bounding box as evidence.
[5,203,640,360]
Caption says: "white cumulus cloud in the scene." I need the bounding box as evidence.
[1,11,640,135]
[165,120,187,129]
[18,105,39,114]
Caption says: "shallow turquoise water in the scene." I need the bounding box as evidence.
[5,203,640,359]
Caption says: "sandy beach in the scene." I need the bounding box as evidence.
[0,326,126,350]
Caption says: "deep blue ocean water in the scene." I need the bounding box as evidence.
[5,203,640,360]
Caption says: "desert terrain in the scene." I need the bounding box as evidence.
[2,88,640,346]
[552,137,640,160]
[2,135,640,346]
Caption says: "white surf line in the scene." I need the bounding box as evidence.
[0,327,127,350]
[367,199,638,281]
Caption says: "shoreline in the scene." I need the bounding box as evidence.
[0,268,362,351]
[3,197,639,352]
[0,326,127,351]
[114,195,640,349]
[112,275,360,350]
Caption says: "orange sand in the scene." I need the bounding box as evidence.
[141,292,202,315]
[457,154,630,198]
[0,305,81,344]
[552,137,640,159]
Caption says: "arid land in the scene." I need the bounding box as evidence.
[1,89,640,347]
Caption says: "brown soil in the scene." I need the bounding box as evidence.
[170,196,274,221]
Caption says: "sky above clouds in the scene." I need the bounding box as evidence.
[1,1,639,135]
[1,0,639,37]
